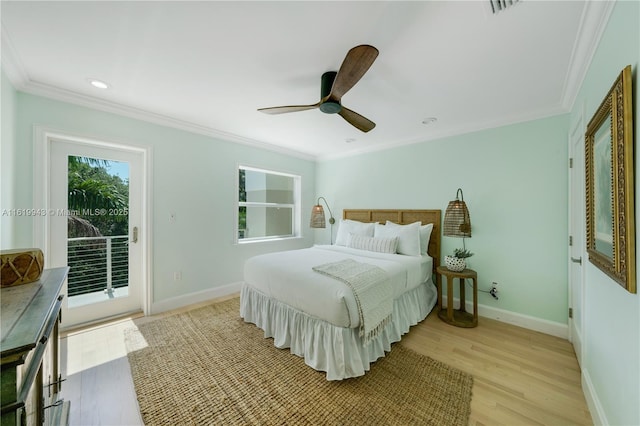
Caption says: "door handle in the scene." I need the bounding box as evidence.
[132,226,138,244]
[571,256,582,264]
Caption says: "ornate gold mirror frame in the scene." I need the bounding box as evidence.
[585,65,635,293]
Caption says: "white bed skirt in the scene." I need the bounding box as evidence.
[239,281,437,380]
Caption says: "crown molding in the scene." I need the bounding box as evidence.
[1,27,316,162]
[1,26,30,87]
[317,103,568,162]
[319,1,615,163]
[20,81,316,161]
[3,1,612,164]
[560,0,615,111]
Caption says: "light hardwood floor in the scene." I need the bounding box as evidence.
[61,296,592,426]
[402,314,593,425]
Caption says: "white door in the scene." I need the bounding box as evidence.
[568,117,585,366]
[49,139,145,327]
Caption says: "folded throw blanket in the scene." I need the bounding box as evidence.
[312,259,392,344]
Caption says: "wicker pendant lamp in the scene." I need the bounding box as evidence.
[443,188,471,238]
[310,197,335,244]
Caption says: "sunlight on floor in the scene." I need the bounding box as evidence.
[60,317,146,425]
[62,318,146,376]
[58,295,234,426]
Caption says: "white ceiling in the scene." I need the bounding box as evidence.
[1,1,610,160]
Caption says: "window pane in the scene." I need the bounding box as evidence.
[241,206,293,239]
[244,170,294,204]
[238,166,300,242]
[238,206,246,239]
[238,169,246,202]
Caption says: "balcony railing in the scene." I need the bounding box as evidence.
[67,236,128,297]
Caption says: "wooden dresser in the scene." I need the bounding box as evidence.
[1,267,70,426]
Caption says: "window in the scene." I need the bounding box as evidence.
[237,166,301,242]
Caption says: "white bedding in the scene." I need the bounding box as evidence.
[240,244,437,380]
[242,245,432,328]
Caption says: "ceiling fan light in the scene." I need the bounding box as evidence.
[320,101,342,114]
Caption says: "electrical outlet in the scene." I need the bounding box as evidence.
[490,282,499,300]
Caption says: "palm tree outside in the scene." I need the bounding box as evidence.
[67,156,130,297]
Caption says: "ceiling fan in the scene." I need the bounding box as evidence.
[258,44,379,133]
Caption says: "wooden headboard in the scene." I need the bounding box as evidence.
[343,209,441,271]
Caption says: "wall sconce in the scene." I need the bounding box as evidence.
[310,197,335,244]
[443,188,472,240]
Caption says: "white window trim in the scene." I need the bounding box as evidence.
[236,165,301,244]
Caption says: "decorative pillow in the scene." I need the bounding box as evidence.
[335,219,375,246]
[374,221,421,256]
[386,221,433,255]
[346,233,399,254]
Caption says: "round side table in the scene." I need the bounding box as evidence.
[435,265,478,328]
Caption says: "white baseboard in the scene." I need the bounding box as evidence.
[443,296,568,338]
[150,281,243,315]
[582,369,607,425]
[570,322,583,367]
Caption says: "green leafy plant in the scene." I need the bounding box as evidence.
[453,248,474,259]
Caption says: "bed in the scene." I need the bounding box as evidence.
[240,209,441,380]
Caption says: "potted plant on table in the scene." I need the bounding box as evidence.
[445,248,473,272]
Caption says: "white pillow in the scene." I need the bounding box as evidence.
[346,233,399,254]
[386,221,433,255]
[420,223,434,254]
[374,221,421,256]
[335,219,375,246]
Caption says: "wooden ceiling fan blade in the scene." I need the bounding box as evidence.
[338,107,376,133]
[258,103,320,115]
[329,45,379,100]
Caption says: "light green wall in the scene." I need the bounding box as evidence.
[569,1,639,424]
[317,114,570,323]
[316,1,640,423]
[6,90,316,303]
[1,70,18,248]
[3,2,638,420]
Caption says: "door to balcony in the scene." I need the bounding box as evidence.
[48,138,146,328]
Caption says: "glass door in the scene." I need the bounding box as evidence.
[49,140,144,327]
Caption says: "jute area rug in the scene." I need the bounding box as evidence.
[125,298,473,426]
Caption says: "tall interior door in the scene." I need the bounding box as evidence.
[49,139,145,328]
[569,118,585,367]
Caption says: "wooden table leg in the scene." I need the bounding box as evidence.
[472,277,478,325]
[459,277,466,313]
[446,276,454,322]
[437,274,443,312]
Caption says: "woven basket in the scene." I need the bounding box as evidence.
[1,248,45,287]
